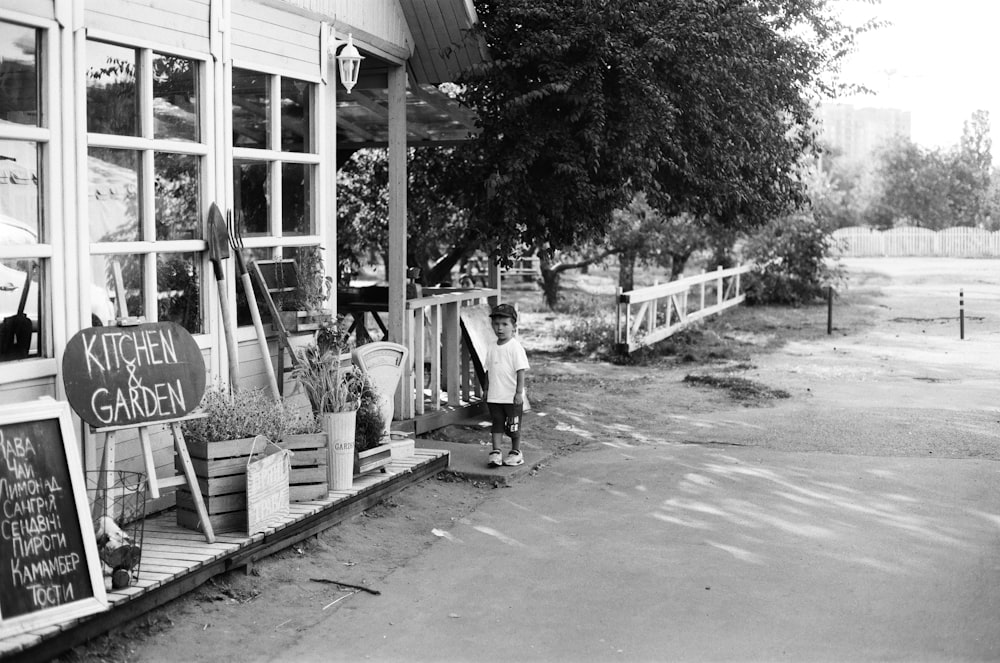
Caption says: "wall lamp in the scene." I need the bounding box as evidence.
[332,32,364,94]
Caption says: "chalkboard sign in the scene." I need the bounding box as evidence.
[0,398,107,637]
[62,321,207,428]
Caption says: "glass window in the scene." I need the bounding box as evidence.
[86,42,138,137]
[0,19,47,365]
[88,147,139,242]
[0,22,38,126]
[232,68,268,149]
[87,40,206,334]
[153,54,198,142]
[155,152,200,240]
[231,70,319,326]
[280,77,310,152]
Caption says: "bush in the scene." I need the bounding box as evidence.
[742,213,843,306]
[354,373,386,451]
[554,294,617,356]
[182,387,302,444]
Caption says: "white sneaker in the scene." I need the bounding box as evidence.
[504,450,524,466]
[488,449,503,467]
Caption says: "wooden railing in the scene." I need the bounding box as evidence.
[615,265,752,354]
[401,287,498,422]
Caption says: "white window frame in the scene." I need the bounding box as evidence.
[84,34,212,340]
[230,62,323,334]
[0,11,61,384]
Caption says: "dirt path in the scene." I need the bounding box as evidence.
[60,258,1000,662]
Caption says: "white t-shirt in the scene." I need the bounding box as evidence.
[485,337,529,403]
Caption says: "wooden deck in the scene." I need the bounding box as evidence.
[0,448,449,663]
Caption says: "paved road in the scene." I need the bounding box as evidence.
[272,259,1000,662]
[277,444,999,662]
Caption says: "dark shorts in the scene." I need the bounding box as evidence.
[487,402,523,436]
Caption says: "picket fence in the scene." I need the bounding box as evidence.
[832,226,1000,258]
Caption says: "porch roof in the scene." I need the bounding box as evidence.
[336,0,486,149]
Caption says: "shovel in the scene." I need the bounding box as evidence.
[208,203,241,389]
[0,264,34,359]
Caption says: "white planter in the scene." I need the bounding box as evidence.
[324,411,356,491]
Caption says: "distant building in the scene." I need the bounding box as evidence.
[820,103,912,165]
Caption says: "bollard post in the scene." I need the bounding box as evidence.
[827,286,833,335]
[959,289,965,340]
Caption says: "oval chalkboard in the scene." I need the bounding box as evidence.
[62,322,207,428]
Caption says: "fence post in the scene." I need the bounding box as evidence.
[716,266,723,307]
[959,289,965,340]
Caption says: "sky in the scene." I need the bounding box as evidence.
[834,0,1000,153]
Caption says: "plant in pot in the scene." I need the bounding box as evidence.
[290,329,362,491]
[177,387,292,533]
[353,372,391,476]
[280,246,333,332]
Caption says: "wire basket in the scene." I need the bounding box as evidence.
[86,470,146,590]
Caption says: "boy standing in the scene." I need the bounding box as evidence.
[483,303,530,467]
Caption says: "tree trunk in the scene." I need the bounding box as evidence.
[618,252,636,292]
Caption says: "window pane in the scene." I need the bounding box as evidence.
[153,54,198,141]
[280,77,310,152]
[233,159,268,235]
[0,21,39,126]
[157,252,201,333]
[0,258,40,361]
[89,148,140,242]
[281,163,311,235]
[232,68,268,149]
[236,247,272,327]
[155,153,201,240]
[0,140,39,239]
[95,254,144,321]
[86,41,138,136]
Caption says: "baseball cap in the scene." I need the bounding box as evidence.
[489,303,517,323]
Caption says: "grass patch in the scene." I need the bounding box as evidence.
[682,374,791,403]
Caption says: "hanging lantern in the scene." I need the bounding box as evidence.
[336,33,364,94]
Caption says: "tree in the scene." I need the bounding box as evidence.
[950,110,992,227]
[447,0,865,303]
[869,137,953,229]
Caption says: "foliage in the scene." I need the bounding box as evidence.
[866,113,996,229]
[448,0,864,265]
[554,294,617,357]
[742,213,842,306]
[295,246,333,311]
[336,148,473,285]
[182,387,300,444]
[354,373,387,452]
[291,343,363,415]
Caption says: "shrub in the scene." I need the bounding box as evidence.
[742,213,843,306]
[554,294,617,356]
[354,373,387,452]
[182,387,297,444]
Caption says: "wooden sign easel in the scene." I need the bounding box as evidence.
[91,263,215,543]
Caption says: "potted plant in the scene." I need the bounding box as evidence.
[353,372,392,475]
[290,321,362,491]
[278,247,334,333]
[177,387,292,533]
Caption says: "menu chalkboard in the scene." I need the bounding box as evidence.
[0,399,107,637]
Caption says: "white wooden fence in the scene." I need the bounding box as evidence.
[833,227,1000,257]
[615,264,752,354]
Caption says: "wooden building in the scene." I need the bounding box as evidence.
[0,0,496,485]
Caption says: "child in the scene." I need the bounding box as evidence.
[483,303,530,467]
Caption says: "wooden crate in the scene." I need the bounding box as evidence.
[175,437,257,534]
[281,433,329,502]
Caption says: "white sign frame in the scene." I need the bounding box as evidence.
[0,398,108,638]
